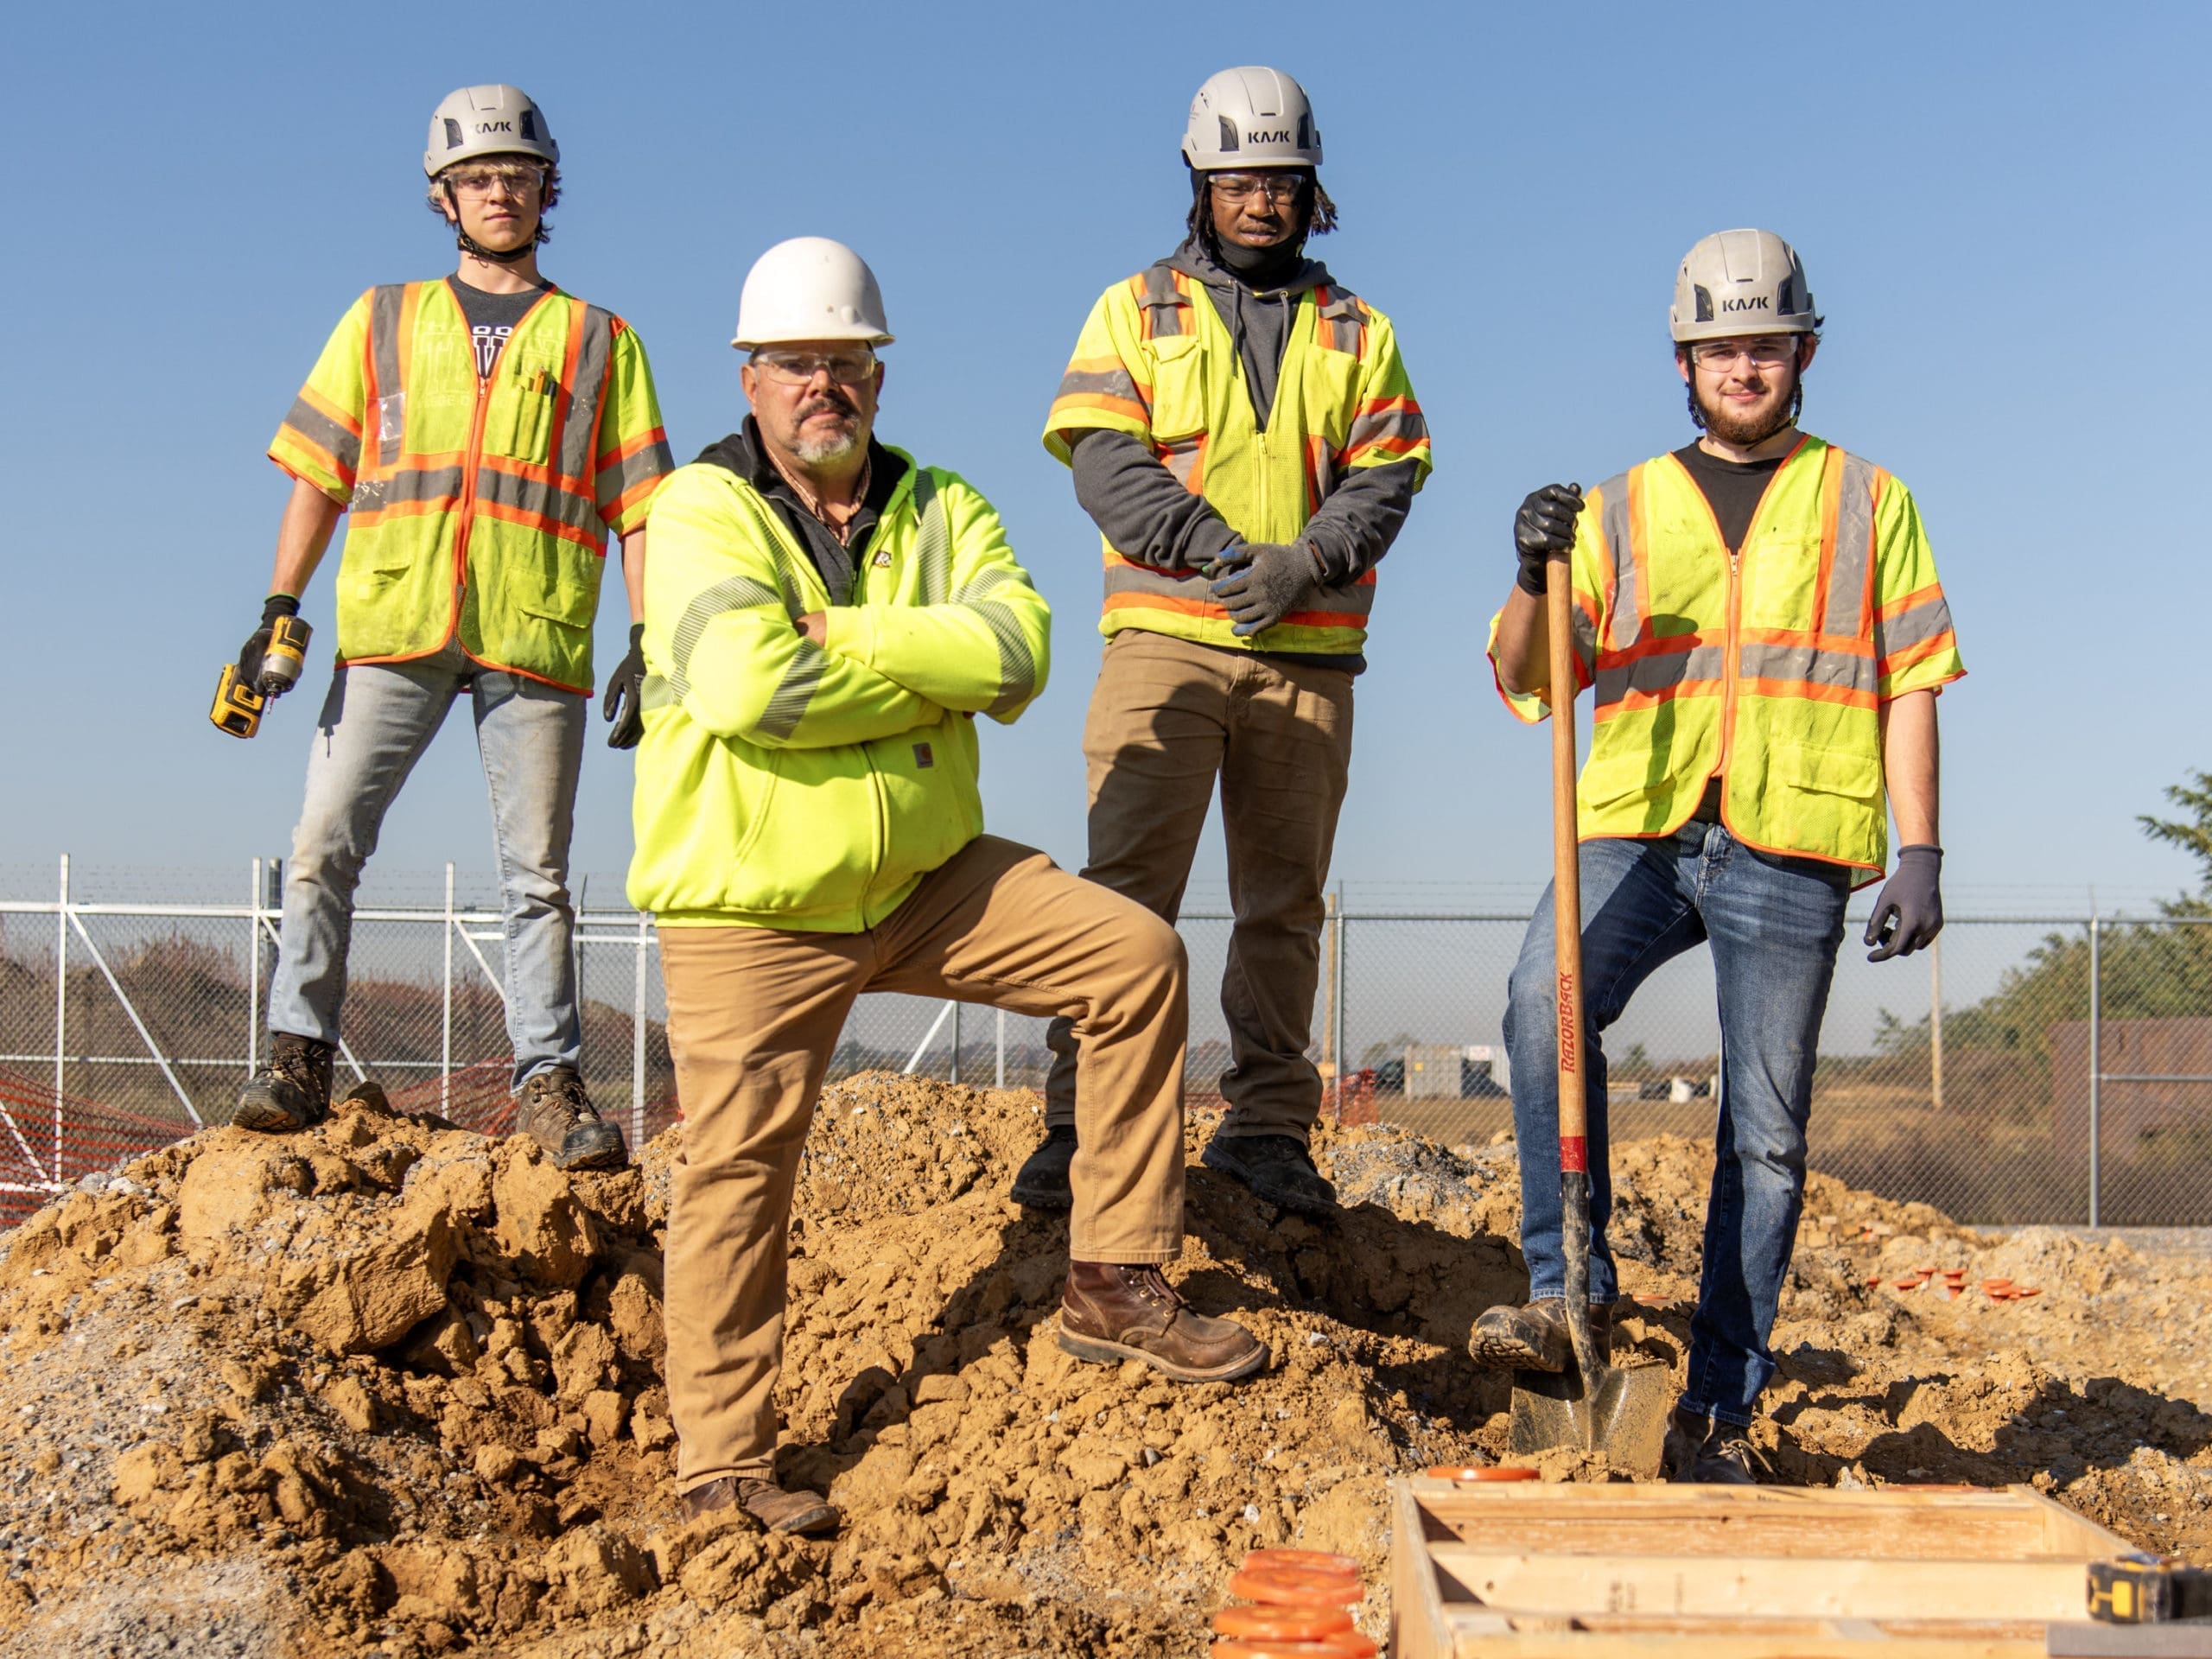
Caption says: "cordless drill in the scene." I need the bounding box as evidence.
[210,614,314,739]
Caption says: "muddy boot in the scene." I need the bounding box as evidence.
[516,1066,627,1171]
[1058,1262,1268,1382]
[1676,1415,1766,1485]
[232,1033,334,1133]
[1466,1298,1612,1372]
[1199,1133,1337,1217]
[1010,1124,1077,1211]
[683,1474,838,1535]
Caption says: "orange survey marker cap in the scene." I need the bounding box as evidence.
[1427,1464,1539,1482]
[1212,1642,1340,1658]
[1228,1567,1369,1607]
[1243,1550,1361,1579]
[1214,1605,1355,1640]
[1321,1634,1380,1658]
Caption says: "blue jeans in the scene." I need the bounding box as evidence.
[1503,824,1850,1424]
[268,656,587,1092]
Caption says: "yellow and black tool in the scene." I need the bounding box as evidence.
[2089,1553,2212,1623]
[210,614,313,740]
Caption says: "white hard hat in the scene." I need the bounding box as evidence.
[424,85,558,178]
[1670,229,1819,342]
[1181,67,1322,171]
[731,238,894,351]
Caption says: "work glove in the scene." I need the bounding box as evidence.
[237,594,301,696]
[601,623,648,750]
[1514,483,1584,595]
[1209,541,1319,638]
[1865,844,1943,962]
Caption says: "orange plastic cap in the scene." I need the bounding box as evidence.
[1243,1550,1361,1580]
[1426,1465,1539,1482]
[1214,1605,1355,1640]
[1227,1567,1368,1607]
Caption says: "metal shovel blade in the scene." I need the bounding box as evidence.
[1507,1357,1675,1478]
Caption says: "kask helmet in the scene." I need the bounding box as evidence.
[1669,229,1818,342]
[424,85,558,178]
[1181,67,1322,170]
[733,238,893,351]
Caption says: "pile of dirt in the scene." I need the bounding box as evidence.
[0,1077,2205,1658]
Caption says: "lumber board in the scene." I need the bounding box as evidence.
[1395,1478,1458,1659]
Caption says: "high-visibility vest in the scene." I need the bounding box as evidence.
[1043,264,1430,658]
[269,281,671,693]
[1487,434,1963,878]
[626,450,1052,932]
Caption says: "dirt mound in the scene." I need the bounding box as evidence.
[0,1080,2204,1657]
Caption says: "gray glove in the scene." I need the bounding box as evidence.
[1866,844,1943,962]
[1209,541,1319,637]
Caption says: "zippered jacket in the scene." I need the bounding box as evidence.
[269,281,671,692]
[625,446,1050,931]
[1486,435,1963,878]
[1043,260,1429,658]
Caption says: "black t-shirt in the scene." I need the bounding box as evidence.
[1671,442,1785,554]
[446,276,550,379]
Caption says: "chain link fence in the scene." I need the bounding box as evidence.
[0,859,2205,1229]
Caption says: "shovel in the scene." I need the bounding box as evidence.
[1503,549,1674,1478]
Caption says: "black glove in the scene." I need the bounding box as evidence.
[1209,541,1319,637]
[1514,483,1585,595]
[238,594,301,696]
[602,623,648,750]
[1865,844,1943,962]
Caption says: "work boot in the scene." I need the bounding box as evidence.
[1058,1262,1268,1382]
[232,1033,334,1133]
[516,1067,627,1171]
[1466,1298,1613,1373]
[1010,1124,1077,1211]
[1666,1408,1766,1485]
[1199,1133,1337,1217]
[682,1474,838,1535]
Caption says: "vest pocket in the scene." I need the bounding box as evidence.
[483,361,557,464]
[1770,741,1879,800]
[1742,535,1822,631]
[1580,749,1667,809]
[1146,334,1206,442]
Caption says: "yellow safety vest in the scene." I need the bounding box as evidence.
[269,281,671,692]
[1488,435,1963,878]
[1043,264,1430,658]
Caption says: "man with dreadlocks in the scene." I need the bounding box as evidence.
[1020,67,1431,1217]
[232,86,671,1164]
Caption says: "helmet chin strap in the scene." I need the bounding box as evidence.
[446,181,542,265]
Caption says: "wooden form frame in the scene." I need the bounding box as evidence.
[1390,1476,2146,1658]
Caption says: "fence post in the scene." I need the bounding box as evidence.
[442,861,454,1116]
[995,1007,1006,1089]
[632,908,648,1149]
[248,857,262,1078]
[1929,933,1944,1112]
[54,853,67,1180]
[950,1002,963,1085]
[1332,883,1347,1122]
[2088,910,2101,1228]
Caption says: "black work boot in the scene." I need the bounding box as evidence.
[1467,1298,1613,1372]
[1010,1124,1077,1210]
[1666,1407,1766,1484]
[1058,1262,1268,1382]
[232,1033,334,1133]
[1199,1133,1337,1217]
[516,1066,627,1171]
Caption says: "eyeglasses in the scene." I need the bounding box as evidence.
[1688,339,1799,371]
[750,347,879,386]
[1208,173,1305,206]
[444,166,543,198]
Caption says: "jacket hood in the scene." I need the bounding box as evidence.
[1166,235,1331,298]
[693,419,909,502]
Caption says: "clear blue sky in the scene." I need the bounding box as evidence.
[5,0,2207,913]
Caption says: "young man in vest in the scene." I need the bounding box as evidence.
[1019,67,1431,1217]
[632,238,1266,1535]
[1468,231,1961,1482]
[232,86,672,1167]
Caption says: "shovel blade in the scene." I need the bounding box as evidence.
[1507,1360,1675,1478]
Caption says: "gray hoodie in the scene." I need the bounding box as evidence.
[1068,238,1421,671]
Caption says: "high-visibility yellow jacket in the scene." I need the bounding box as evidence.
[270,281,671,693]
[626,449,1051,931]
[1042,264,1430,658]
[1487,434,1963,879]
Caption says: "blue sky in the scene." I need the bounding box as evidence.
[4,0,2207,914]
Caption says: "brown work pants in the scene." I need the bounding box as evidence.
[658,835,1188,1492]
[1044,628,1353,1146]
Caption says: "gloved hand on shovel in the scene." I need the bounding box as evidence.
[1513,483,1584,594]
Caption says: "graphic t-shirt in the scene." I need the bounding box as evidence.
[445,276,550,379]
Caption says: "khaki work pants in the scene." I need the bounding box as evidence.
[659,836,1188,1492]
[1045,628,1353,1146]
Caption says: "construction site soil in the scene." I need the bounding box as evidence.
[0,1071,2205,1658]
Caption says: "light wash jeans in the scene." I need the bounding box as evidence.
[1503,823,1851,1424]
[268,655,586,1092]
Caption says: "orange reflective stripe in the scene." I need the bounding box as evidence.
[1878,581,1946,621]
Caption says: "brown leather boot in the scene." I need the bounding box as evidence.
[1058,1262,1267,1382]
[1466,1298,1612,1372]
[516,1066,628,1170]
[232,1033,334,1133]
[682,1474,838,1535]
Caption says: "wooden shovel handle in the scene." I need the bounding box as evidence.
[1545,556,1588,1163]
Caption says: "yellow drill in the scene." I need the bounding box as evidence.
[210,614,314,739]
